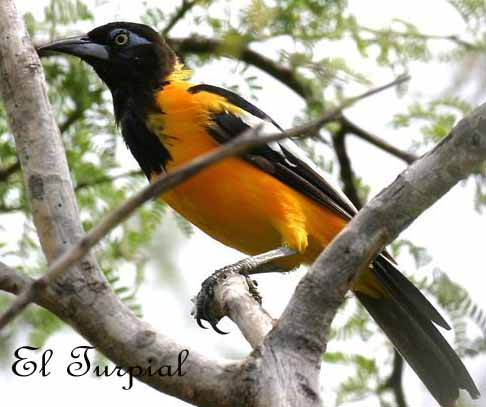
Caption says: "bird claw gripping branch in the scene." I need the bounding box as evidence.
[194,261,262,334]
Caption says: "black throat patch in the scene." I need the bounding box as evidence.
[114,86,171,178]
[119,107,171,178]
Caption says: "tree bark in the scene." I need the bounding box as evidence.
[0,2,243,406]
[1,2,486,406]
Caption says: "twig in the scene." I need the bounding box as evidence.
[75,169,143,191]
[162,0,198,36]
[170,36,313,100]
[340,116,418,164]
[359,25,479,51]
[59,106,88,133]
[0,261,32,295]
[0,107,87,187]
[171,36,417,161]
[0,161,20,182]
[381,350,406,407]
[0,75,408,330]
[331,128,362,209]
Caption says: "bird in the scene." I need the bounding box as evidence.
[37,22,479,406]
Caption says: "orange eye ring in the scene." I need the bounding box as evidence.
[114,33,129,46]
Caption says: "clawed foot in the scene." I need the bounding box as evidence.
[193,261,262,334]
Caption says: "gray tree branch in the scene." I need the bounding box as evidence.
[259,101,486,406]
[0,262,31,295]
[1,4,484,406]
[170,36,417,163]
[0,2,243,405]
[0,67,405,329]
[208,272,275,348]
[0,3,407,405]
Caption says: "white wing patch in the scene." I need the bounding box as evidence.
[238,111,296,166]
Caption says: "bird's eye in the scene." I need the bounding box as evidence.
[114,32,129,46]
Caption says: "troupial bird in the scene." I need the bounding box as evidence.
[38,22,479,406]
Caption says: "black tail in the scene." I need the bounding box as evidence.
[356,255,480,406]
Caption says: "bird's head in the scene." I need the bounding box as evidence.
[38,22,176,93]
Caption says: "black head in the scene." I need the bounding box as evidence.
[38,22,176,115]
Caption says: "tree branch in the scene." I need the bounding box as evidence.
[382,350,406,407]
[75,169,143,191]
[0,75,406,330]
[331,128,362,209]
[170,36,313,100]
[0,161,20,182]
[340,115,418,164]
[262,99,486,405]
[208,271,275,348]
[170,35,418,164]
[0,261,32,295]
[0,3,245,405]
[359,25,480,51]
[162,0,199,36]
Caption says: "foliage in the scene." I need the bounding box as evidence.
[0,0,486,406]
[0,0,173,358]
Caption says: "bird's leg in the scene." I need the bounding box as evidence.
[193,247,298,333]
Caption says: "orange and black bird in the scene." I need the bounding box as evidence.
[38,22,479,405]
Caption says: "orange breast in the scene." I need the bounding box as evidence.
[148,80,348,270]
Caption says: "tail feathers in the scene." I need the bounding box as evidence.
[373,255,450,329]
[355,256,480,406]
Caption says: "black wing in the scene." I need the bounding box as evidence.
[188,84,357,221]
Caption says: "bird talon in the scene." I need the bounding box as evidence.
[194,269,226,332]
[210,322,228,335]
[196,318,208,330]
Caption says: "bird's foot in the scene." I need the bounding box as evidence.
[193,259,263,334]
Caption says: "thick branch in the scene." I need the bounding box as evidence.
[0,262,31,295]
[210,272,274,348]
[0,74,405,329]
[0,3,242,405]
[267,100,486,380]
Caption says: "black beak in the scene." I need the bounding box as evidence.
[37,35,109,61]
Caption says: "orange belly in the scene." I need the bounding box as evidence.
[148,83,348,270]
[156,154,347,270]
